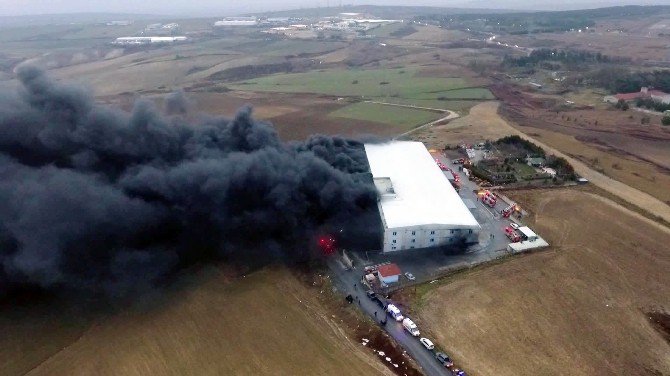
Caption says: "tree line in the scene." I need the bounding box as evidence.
[588,67,670,94]
[503,49,616,68]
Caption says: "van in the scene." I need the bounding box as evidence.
[386,304,404,321]
[402,318,420,336]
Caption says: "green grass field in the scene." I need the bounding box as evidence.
[230,68,492,117]
[230,67,469,98]
[329,102,443,129]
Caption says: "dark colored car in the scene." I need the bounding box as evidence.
[366,290,376,299]
[435,352,453,368]
[451,369,467,376]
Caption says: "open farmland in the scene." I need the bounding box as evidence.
[407,188,670,376]
[1,267,392,376]
[329,102,443,129]
[230,67,470,98]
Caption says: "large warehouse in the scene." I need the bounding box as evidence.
[365,141,480,253]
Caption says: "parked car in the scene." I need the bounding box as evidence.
[419,337,435,350]
[366,290,376,299]
[386,304,404,321]
[405,272,416,281]
[510,222,520,230]
[435,352,453,367]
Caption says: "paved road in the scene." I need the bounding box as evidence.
[327,259,453,376]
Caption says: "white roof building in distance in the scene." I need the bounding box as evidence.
[365,141,480,253]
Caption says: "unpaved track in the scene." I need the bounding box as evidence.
[462,102,670,225]
[363,101,460,140]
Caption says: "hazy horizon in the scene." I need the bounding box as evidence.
[1,0,669,17]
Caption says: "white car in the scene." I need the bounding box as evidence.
[405,272,416,281]
[420,337,435,350]
[510,222,520,230]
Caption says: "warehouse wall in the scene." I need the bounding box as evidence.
[382,225,478,252]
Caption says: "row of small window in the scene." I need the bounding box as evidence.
[392,230,473,236]
[392,238,436,244]
[392,231,436,236]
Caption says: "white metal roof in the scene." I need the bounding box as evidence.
[364,142,479,230]
[518,226,538,239]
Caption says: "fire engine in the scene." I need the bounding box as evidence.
[480,190,497,207]
[504,226,521,242]
[501,203,517,218]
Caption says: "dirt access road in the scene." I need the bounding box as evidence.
[361,101,460,140]
[449,101,670,225]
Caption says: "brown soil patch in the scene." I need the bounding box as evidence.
[413,188,670,376]
[2,267,394,376]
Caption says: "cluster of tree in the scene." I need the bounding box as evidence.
[495,135,545,157]
[503,49,615,68]
[207,62,296,82]
[545,155,576,179]
[589,67,670,94]
[636,97,670,112]
[417,5,670,35]
[615,99,630,111]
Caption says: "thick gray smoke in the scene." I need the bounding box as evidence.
[0,67,378,298]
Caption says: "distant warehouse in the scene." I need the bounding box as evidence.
[365,141,480,253]
[113,36,187,45]
[214,17,258,27]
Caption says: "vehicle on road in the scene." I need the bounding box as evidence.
[373,296,385,308]
[405,272,416,281]
[419,337,434,350]
[451,368,467,376]
[366,290,376,299]
[402,317,420,336]
[435,352,454,368]
[386,304,404,321]
[510,222,520,230]
[504,226,521,242]
[452,158,464,164]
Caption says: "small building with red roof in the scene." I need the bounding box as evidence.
[604,87,670,104]
[377,263,402,284]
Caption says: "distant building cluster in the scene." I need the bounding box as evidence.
[604,87,670,104]
[214,17,258,27]
[214,12,402,36]
[112,36,187,45]
[106,20,132,26]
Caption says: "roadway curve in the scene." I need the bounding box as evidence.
[361,101,460,140]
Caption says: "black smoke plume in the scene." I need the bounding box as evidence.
[0,67,378,298]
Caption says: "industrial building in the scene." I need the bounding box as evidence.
[214,17,258,27]
[365,142,480,253]
[112,36,187,45]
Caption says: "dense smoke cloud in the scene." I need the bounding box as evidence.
[0,67,378,298]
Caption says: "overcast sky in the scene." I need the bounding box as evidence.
[1,0,669,16]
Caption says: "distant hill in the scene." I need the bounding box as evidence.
[0,13,170,28]
[251,5,518,19]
